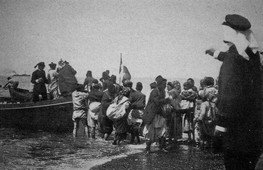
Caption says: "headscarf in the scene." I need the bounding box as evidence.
[222,25,259,60]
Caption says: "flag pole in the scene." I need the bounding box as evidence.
[119,53,122,84]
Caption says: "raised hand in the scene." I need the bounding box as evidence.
[205,48,216,56]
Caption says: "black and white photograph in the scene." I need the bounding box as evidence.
[0,0,262,169]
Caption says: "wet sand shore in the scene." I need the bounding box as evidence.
[0,128,224,169]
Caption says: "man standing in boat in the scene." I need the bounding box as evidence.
[57,59,78,97]
[31,62,48,102]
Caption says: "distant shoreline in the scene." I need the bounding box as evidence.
[13,74,30,77]
[0,74,30,77]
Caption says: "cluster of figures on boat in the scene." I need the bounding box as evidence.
[1,13,263,170]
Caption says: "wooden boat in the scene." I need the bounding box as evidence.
[0,97,73,132]
[8,87,32,102]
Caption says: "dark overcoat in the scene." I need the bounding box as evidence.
[142,88,167,124]
[216,45,262,154]
[129,90,146,110]
[31,69,48,94]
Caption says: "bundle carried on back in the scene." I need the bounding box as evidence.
[89,102,101,120]
[106,95,130,121]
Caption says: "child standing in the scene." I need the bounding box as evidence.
[197,88,217,148]
[180,81,197,143]
[72,84,89,138]
[87,79,103,139]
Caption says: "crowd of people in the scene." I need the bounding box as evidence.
[71,69,221,154]
[31,59,78,102]
[3,13,262,170]
[70,13,263,170]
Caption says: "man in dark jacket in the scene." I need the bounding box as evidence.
[128,82,146,144]
[31,62,48,102]
[143,76,170,153]
[206,14,262,170]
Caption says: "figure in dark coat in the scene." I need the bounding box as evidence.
[57,60,78,96]
[98,82,116,140]
[143,76,170,153]
[31,62,48,102]
[128,83,146,144]
[206,14,262,170]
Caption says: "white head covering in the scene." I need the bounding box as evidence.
[222,25,259,60]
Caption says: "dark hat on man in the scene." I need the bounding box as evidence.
[123,80,133,88]
[155,75,167,86]
[222,14,251,31]
[34,62,45,68]
[155,75,163,82]
[49,62,56,67]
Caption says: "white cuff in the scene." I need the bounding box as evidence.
[215,125,227,132]
[213,50,220,59]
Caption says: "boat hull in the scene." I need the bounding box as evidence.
[0,97,73,132]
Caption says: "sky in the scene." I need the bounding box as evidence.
[0,0,262,80]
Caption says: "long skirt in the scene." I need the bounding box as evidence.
[166,111,183,140]
[98,114,113,135]
[113,114,129,141]
[143,114,167,142]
